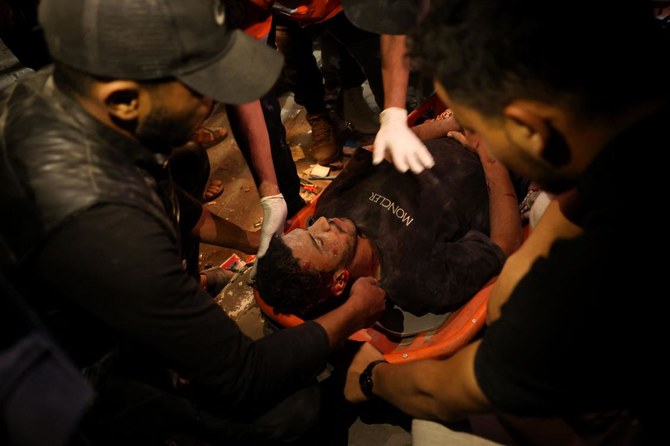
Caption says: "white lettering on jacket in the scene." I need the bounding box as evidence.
[368,192,414,226]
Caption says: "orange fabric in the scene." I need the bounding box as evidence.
[237,1,273,39]
[244,15,273,39]
[274,0,344,25]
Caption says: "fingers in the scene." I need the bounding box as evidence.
[406,147,435,174]
[417,146,436,170]
[372,137,386,166]
[392,154,410,173]
[405,153,423,174]
[447,130,469,147]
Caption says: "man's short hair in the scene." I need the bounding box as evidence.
[255,235,338,319]
[410,0,666,121]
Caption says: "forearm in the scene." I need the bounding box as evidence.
[314,303,368,349]
[194,207,259,254]
[480,159,523,257]
[381,34,410,109]
[488,199,582,323]
[314,277,386,348]
[228,100,280,197]
[374,341,492,421]
[410,118,461,141]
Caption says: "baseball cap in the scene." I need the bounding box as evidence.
[38,0,283,105]
[340,0,429,35]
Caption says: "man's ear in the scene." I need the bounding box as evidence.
[502,101,550,157]
[330,268,350,296]
[97,80,142,123]
[504,101,571,167]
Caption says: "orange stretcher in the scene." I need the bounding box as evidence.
[253,193,496,364]
[254,92,507,364]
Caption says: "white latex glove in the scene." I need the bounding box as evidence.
[373,107,435,174]
[257,193,287,257]
[250,193,287,282]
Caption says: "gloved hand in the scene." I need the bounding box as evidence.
[250,193,287,282]
[257,193,287,257]
[373,107,435,174]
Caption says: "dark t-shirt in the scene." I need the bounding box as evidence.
[27,200,329,419]
[315,137,506,315]
[474,104,670,432]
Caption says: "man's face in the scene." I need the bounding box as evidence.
[282,217,358,273]
[436,83,575,194]
[138,81,213,153]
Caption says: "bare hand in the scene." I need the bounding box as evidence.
[344,342,386,403]
[346,277,387,328]
[448,130,498,165]
[447,130,481,152]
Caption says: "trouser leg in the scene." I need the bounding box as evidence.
[225,92,306,219]
[323,13,384,109]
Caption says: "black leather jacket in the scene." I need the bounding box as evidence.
[0,70,332,425]
[0,69,179,268]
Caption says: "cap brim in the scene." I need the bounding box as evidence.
[340,0,423,35]
[178,30,283,105]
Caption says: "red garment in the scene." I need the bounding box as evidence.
[233,0,273,39]
[273,0,343,25]
[245,15,273,39]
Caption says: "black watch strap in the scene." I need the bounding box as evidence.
[359,359,388,400]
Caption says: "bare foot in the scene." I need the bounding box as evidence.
[202,179,224,203]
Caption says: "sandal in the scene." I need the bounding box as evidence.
[202,179,224,203]
[191,126,228,149]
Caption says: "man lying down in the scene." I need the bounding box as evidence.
[255,133,528,324]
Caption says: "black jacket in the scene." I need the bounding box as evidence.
[0,70,329,423]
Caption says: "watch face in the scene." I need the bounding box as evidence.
[359,359,387,399]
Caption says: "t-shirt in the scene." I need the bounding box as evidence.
[315,137,506,316]
[474,104,670,435]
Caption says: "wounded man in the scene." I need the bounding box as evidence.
[255,135,527,320]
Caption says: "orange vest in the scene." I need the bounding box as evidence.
[233,0,274,40]
[272,0,343,25]
[244,15,273,39]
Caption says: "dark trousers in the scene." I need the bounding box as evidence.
[273,12,384,115]
[225,91,306,218]
[318,30,367,94]
[168,144,210,280]
[81,362,322,446]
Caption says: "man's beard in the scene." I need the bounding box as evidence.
[138,109,195,155]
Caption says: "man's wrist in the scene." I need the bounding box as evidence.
[359,359,388,400]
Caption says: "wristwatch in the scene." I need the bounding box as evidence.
[359,359,388,400]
